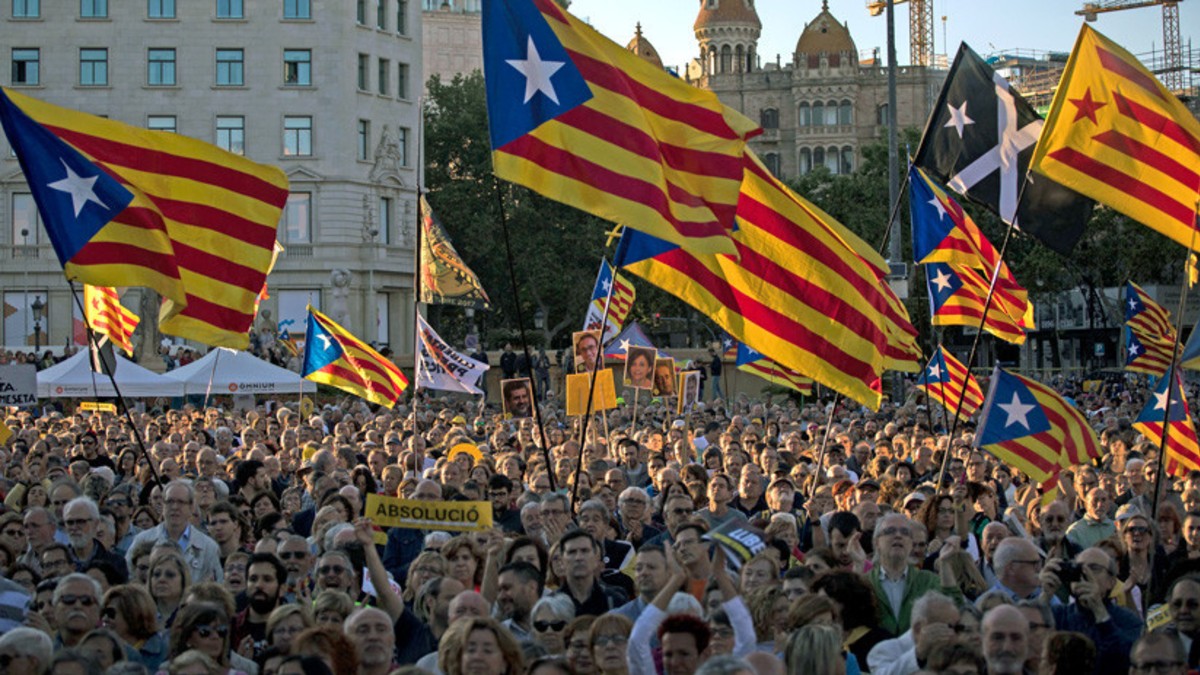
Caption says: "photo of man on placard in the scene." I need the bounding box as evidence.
[678,370,701,413]
[653,357,676,397]
[573,330,602,374]
[501,378,533,419]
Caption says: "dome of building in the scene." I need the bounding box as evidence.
[626,23,665,70]
[694,0,761,32]
[795,2,857,68]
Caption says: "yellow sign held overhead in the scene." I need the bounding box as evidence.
[79,402,118,414]
[365,494,493,532]
[565,369,618,416]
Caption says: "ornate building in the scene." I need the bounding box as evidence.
[421,0,482,86]
[686,0,945,181]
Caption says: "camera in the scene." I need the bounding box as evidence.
[1056,561,1083,586]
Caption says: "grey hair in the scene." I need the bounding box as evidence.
[695,655,755,675]
[163,479,195,503]
[872,512,912,551]
[65,495,101,520]
[1015,599,1054,628]
[911,591,957,626]
[424,531,452,549]
[104,662,151,675]
[0,627,53,667]
[53,573,103,604]
[541,491,570,512]
[324,523,354,552]
[666,592,704,617]
[992,537,1037,575]
[618,486,650,507]
[520,501,541,516]
[532,592,576,622]
[578,499,608,518]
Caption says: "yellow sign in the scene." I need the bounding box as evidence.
[565,369,617,416]
[1146,603,1172,632]
[0,419,11,445]
[365,494,494,532]
[79,402,118,414]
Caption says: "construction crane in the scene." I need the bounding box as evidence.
[866,0,935,67]
[1077,1,1186,91]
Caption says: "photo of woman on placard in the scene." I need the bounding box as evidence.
[653,357,676,396]
[624,347,656,390]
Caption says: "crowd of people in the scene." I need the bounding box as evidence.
[0,369,1197,675]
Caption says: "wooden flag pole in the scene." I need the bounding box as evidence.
[631,388,640,431]
[67,281,164,489]
[1149,210,1200,522]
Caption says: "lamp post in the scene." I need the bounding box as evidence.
[31,294,45,352]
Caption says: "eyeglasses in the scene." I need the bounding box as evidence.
[1131,661,1184,674]
[58,594,96,607]
[593,634,628,646]
[534,620,567,632]
[1126,526,1151,535]
[64,518,94,528]
[102,607,119,619]
[318,565,348,576]
[278,551,308,560]
[194,624,229,639]
[880,526,912,538]
[164,499,192,507]
[1,528,25,537]
[1171,598,1200,610]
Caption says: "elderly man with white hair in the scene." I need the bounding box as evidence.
[344,607,396,675]
[618,486,662,545]
[0,626,54,675]
[867,591,961,675]
[868,513,962,636]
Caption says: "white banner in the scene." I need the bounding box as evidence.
[0,364,37,406]
[415,315,488,395]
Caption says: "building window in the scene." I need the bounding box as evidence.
[838,100,853,126]
[760,108,778,130]
[284,49,311,86]
[216,0,242,18]
[80,0,107,18]
[841,146,854,174]
[357,120,370,161]
[281,192,311,243]
[148,48,176,85]
[11,48,39,85]
[12,0,37,18]
[357,53,368,90]
[825,145,839,173]
[397,127,409,165]
[798,102,810,127]
[12,192,39,245]
[216,48,244,86]
[720,45,732,74]
[376,0,386,29]
[148,115,176,133]
[799,148,812,175]
[148,0,175,19]
[811,101,824,127]
[283,0,310,19]
[397,63,409,99]
[283,115,312,156]
[356,0,366,24]
[877,103,889,126]
[79,48,108,86]
[763,153,781,178]
[377,58,389,95]
[812,147,825,171]
[216,115,244,155]
[396,0,407,35]
[825,100,838,126]
[378,197,391,244]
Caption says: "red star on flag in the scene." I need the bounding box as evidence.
[1069,87,1106,124]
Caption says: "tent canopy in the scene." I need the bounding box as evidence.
[163,348,316,395]
[38,350,186,398]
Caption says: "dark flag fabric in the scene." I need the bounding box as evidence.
[913,44,1094,255]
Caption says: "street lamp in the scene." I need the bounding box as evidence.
[31,294,45,351]
[533,307,546,330]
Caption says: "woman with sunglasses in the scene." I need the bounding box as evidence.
[530,594,576,656]
[102,584,168,670]
[168,602,243,675]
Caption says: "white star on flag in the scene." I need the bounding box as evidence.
[927,363,943,380]
[317,334,333,350]
[507,37,565,104]
[48,160,106,217]
[1128,343,1141,359]
[1154,389,1171,411]
[943,101,974,139]
[1128,298,1139,312]
[999,392,1036,429]
[931,268,953,293]
[601,277,611,295]
[928,196,948,221]
[618,339,631,352]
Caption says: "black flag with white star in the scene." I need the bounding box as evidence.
[913,43,1094,255]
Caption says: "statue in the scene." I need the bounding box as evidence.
[330,268,353,327]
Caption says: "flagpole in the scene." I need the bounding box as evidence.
[808,394,840,500]
[1150,212,1200,521]
[202,349,220,410]
[412,117,426,447]
[573,256,621,507]
[631,388,639,431]
[490,187,557,492]
[67,281,164,489]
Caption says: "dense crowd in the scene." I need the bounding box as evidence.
[0,369,1197,675]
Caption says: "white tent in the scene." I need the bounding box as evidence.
[164,348,316,395]
[38,350,186,398]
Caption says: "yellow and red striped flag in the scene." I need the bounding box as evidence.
[736,344,813,396]
[914,346,984,422]
[582,260,636,344]
[618,152,920,410]
[1134,368,1200,477]
[1125,281,1176,342]
[1124,327,1175,377]
[301,307,408,408]
[925,263,1031,345]
[0,88,288,350]
[1032,25,1200,251]
[483,0,759,256]
[83,285,139,356]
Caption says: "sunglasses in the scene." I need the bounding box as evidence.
[194,624,230,639]
[318,565,348,576]
[102,607,119,619]
[59,594,96,607]
[278,551,307,560]
[534,620,567,632]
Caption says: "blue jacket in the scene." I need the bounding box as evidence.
[1052,600,1143,675]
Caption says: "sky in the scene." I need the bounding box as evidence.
[569,0,1193,71]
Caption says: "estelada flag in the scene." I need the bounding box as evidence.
[736,343,813,396]
[1032,25,1200,251]
[914,346,984,422]
[1125,281,1176,342]
[925,263,1030,345]
[1124,327,1174,378]
[1134,368,1200,477]
[582,259,635,344]
[419,195,491,311]
[302,307,408,408]
[83,285,139,356]
[0,88,288,349]
[483,0,759,256]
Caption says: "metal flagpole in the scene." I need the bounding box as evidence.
[412,96,427,449]
[572,258,621,507]
[67,281,164,488]
[808,395,841,499]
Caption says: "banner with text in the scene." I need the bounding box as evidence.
[365,494,494,532]
[415,314,489,395]
[0,365,36,407]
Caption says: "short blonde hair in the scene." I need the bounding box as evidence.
[439,617,525,675]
